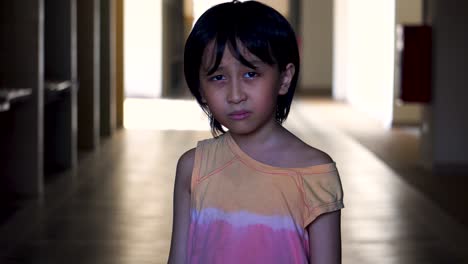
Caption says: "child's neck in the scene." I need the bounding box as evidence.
[229,123,290,155]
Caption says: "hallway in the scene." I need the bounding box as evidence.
[1,99,467,263]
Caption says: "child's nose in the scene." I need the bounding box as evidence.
[227,81,247,104]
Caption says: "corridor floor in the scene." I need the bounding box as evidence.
[1,99,467,263]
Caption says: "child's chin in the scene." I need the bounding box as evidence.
[225,126,258,136]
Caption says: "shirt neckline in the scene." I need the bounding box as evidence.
[224,132,337,174]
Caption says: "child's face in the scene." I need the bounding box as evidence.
[199,41,294,136]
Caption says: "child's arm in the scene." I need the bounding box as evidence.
[308,210,342,264]
[168,148,195,264]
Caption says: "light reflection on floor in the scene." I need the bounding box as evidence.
[124,98,210,131]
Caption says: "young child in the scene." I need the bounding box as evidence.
[168,1,344,263]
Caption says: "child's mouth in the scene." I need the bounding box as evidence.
[229,110,251,120]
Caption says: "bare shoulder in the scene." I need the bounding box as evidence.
[300,142,333,165]
[300,145,333,167]
[282,132,334,167]
[178,148,196,170]
[175,148,196,187]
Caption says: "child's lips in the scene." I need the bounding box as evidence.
[228,110,251,120]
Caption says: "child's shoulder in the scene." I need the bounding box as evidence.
[177,148,196,168]
[175,148,196,183]
[281,133,334,168]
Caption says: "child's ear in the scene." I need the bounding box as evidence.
[278,63,295,95]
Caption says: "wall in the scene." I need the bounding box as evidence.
[115,0,124,127]
[77,0,100,149]
[422,0,468,172]
[332,0,348,101]
[162,0,185,97]
[300,0,333,93]
[333,0,395,128]
[0,0,45,195]
[393,0,423,125]
[190,0,289,23]
[396,0,423,25]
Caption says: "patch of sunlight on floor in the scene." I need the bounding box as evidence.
[124,98,210,131]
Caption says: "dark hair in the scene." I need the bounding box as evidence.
[184,0,300,136]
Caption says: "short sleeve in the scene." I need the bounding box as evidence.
[301,169,344,227]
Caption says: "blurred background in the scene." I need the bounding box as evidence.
[1,0,468,263]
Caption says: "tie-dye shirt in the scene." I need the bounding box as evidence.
[188,133,344,263]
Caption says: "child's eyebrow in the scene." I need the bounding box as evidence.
[202,59,264,75]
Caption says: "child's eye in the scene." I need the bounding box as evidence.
[210,75,225,81]
[244,72,258,79]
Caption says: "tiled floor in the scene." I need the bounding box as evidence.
[1,98,467,263]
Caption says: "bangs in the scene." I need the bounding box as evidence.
[206,33,277,76]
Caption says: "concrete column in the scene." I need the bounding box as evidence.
[0,0,45,197]
[77,0,100,149]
